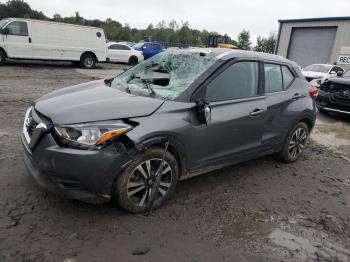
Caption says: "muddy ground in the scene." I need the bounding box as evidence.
[0,60,350,262]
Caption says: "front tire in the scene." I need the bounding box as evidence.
[115,148,179,213]
[278,122,309,163]
[0,50,6,65]
[80,53,96,69]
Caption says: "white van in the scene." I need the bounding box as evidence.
[0,18,107,68]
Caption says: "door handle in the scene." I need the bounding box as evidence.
[249,109,265,117]
[28,37,32,43]
[292,93,304,100]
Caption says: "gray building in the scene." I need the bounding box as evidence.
[275,17,350,68]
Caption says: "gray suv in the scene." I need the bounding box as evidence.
[21,49,316,213]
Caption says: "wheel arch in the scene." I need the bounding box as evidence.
[135,135,187,178]
[0,47,7,57]
[80,51,98,62]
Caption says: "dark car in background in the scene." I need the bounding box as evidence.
[21,49,316,213]
[133,41,165,59]
[316,68,350,116]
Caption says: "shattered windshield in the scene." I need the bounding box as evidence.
[110,49,217,100]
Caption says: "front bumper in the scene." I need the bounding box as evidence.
[21,131,133,202]
[316,90,350,115]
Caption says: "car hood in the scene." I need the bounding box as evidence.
[302,71,328,78]
[34,80,165,125]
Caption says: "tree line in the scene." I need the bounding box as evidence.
[0,0,276,53]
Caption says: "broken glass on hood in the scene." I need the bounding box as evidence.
[111,49,217,100]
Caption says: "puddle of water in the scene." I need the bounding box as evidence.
[269,229,350,262]
[220,217,277,240]
[269,229,317,261]
[311,130,350,149]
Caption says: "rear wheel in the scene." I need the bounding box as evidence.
[0,50,6,65]
[128,56,138,65]
[80,53,96,69]
[278,122,309,163]
[115,148,178,213]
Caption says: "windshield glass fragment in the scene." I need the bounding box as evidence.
[111,49,217,100]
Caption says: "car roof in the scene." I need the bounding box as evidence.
[173,48,298,66]
[214,48,293,63]
[4,18,101,30]
[108,42,128,46]
[307,64,333,66]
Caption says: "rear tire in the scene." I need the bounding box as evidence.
[115,148,178,213]
[80,53,96,69]
[0,50,6,65]
[128,56,138,65]
[278,122,309,163]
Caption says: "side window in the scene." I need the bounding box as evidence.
[144,43,152,49]
[120,45,131,50]
[115,44,124,50]
[6,21,28,36]
[332,66,343,73]
[108,44,117,50]
[154,44,161,50]
[281,66,295,89]
[264,63,283,93]
[206,61,259,102]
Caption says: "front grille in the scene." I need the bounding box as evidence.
[23,107,51,150]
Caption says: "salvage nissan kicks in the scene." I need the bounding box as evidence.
[21,49,316,213]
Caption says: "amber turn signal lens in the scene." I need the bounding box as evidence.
[95,128,129,145]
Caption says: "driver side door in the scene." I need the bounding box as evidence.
[3,21,32,58]
[188,60,267,170]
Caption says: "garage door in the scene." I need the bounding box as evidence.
[287,27,337,67]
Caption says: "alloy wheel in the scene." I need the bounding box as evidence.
[127,158,173,207]
[84,57,94,68]
[288,127,307,159]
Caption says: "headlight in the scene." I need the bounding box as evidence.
[54,121,133,149]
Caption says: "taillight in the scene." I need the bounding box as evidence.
[310,86,318,98]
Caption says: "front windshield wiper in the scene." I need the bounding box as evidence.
[142,79,156,97]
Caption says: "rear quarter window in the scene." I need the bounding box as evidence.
[264,63,283,93]
[281,66,295,89]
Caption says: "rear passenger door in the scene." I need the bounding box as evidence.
[3,21,32,58]
[262,63,298,147]
[108,44,122,62]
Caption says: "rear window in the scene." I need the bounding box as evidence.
[265,64,283,93]
[281,66,295,89]
[133,43,144,49]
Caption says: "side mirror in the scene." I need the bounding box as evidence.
[0,28,9,35]
[337,71,343,77]
[330,71,337,75]
[195,98,211,125]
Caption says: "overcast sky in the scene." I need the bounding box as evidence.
[19,0,350,42]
